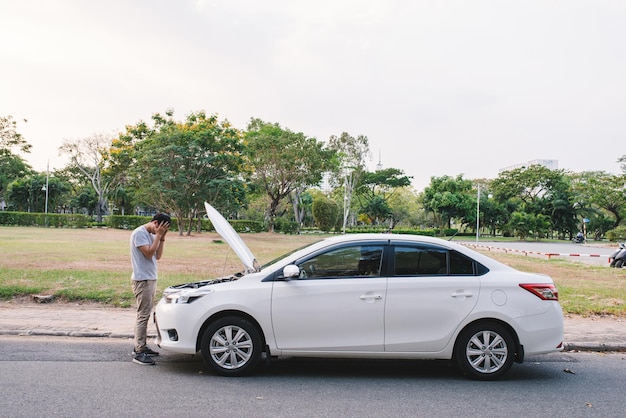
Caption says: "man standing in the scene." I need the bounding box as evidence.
[130,213,171,365]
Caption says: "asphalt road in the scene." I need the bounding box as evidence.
[472,241,616,266]
[1,335,624,417]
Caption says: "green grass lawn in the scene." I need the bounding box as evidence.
[0,226,624,315]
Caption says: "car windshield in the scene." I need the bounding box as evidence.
[261,240,324,268]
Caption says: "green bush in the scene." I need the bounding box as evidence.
[312,197,339,232]
[230,220,265,233]
[0,211,91,228]
[107,215,155,230]
[195,218,265,233]
[344,226,440,237]
[0,211,267,233]
[274,217,299,234]
[606,226,626,242]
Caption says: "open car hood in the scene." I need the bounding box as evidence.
[204,202,260,273]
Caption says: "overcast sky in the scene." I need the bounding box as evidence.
[1,0,624,191]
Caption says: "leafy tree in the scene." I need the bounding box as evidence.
[360,195,391,226]
[1,153,33,204]
[5,173,67,213]
[571,171,626,230]
[619,155,626,173]
[5,177,36,212]
[0,116,33,203]
[287,189,315,229]
[71,187,98,216]
[132,111,246,235]
[506,212,551,240]
[387,186,421,227]
[59,133,113,222]
[491,165,565,206]
[420,175,474,231]
[244,118,337,232]
[0,115,31,154]
[327,133,369,232]
[52,166,97,214]
[506,211,533,240]
[491,165,577,238]
[355,168,412,227]
[104,119,157,215]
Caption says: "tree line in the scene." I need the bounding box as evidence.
[1,113,626,240]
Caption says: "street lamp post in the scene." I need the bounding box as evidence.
[476,184,480,243]
[42,161,49,226]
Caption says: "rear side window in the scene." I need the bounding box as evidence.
[393,246,484,276]
[449,250,475,275]
[394,246,447,275]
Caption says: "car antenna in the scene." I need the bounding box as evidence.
[447,230,459,241]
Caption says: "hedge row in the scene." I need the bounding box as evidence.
[1,211,470,238]
[0,212,91,228]
[108,216,265,233]
[344,226,460,237]
[0,211,266,233]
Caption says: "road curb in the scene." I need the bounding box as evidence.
[563,342,626,352]
[2,329,625,352]
[0,330,154,339]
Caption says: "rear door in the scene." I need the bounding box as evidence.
[384,244,480,352]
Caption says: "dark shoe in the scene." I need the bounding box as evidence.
[133,352,156,365]
[132,347,159,356]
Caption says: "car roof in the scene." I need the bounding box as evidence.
[282,233,514,272]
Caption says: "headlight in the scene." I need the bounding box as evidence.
[164,287,215,304]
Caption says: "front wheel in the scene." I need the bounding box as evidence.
[200,316,262,377]
[454,322,515,380]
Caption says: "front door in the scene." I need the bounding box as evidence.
[271,244,386,352]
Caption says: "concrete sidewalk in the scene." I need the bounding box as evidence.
[0,301,625,352]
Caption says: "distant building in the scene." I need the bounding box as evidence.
[499,159,558,173]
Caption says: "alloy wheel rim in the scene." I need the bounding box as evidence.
[465,330,508,374]
[210,325,253,369]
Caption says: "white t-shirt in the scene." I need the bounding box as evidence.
[130,225,158,281]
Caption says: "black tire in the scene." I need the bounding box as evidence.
[616,259,624,268]
[200,316,262,377]
[454,322,515,380]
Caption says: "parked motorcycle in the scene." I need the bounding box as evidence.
[572,233,585,244]
[609,243,626,268]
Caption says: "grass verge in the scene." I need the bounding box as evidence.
[1,226,624,315]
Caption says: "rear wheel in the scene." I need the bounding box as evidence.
[200,316,262,376]
[454,322,515,380]
[616,259,624,268]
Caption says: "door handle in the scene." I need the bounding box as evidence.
[360,293,383,302]
[450,290,473,299]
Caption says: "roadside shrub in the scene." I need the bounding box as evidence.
[606,226,626,242]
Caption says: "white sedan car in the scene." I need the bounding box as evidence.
[155,203,563,380]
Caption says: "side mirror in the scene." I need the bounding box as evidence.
[282,264,300,279]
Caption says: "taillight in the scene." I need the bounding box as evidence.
[520,284,559,301]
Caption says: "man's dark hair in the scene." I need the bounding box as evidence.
[152,213,171,224]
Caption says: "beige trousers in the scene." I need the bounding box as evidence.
[131,279,157,353]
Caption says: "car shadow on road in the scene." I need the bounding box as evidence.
[156,352,574,382]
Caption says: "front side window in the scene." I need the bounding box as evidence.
[298,245,384,279]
